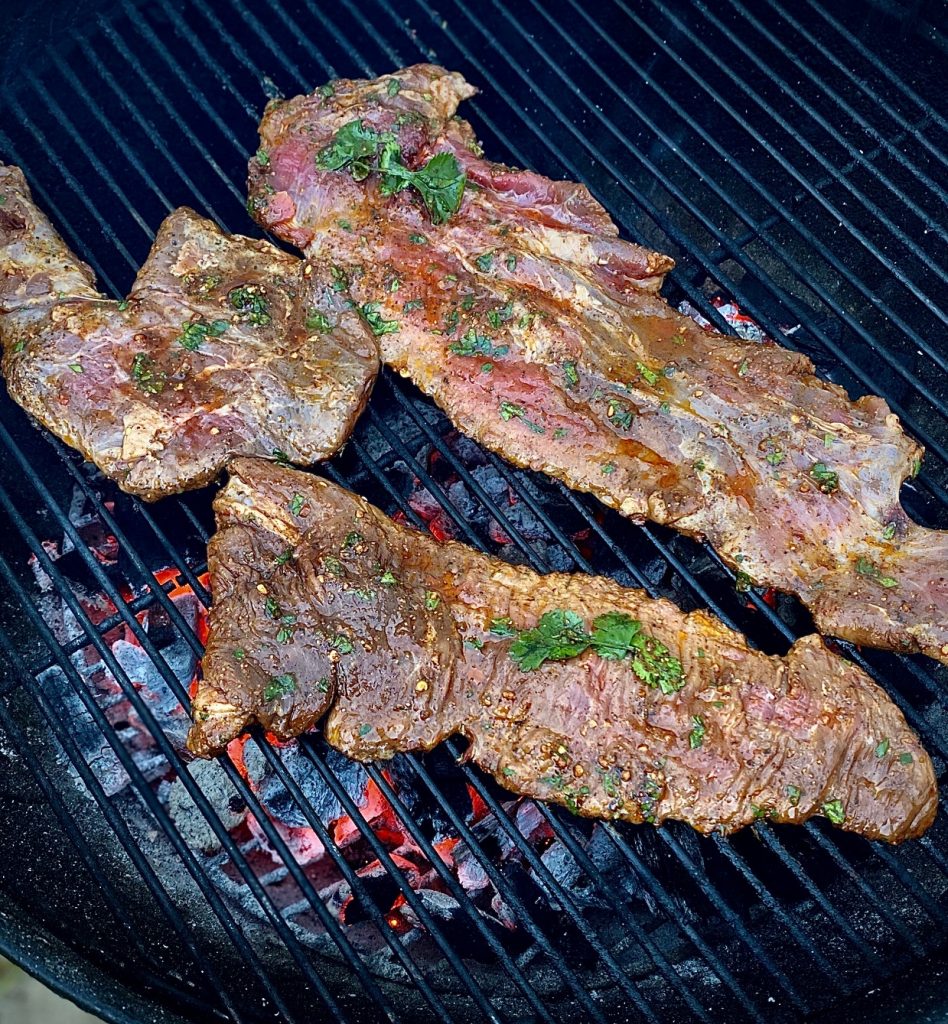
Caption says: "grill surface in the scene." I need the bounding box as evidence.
[1,2,947,1022]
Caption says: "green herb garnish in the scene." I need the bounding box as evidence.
[306,310,333,331]
[343,531,364,549]
[450,329,508,358]
[130,353,166,395]
[489,617,518,638]
[359,301,399,336]
[875,738,890,758]
[379,570,398,586]
[563,361,579,389]
[424,590,441,610]
[177,318,228,351]
[474,251,494,272]
[289,493,305,515]
[821,799,845,825]
[332,634,354,655]
[786,784,802,807]
[688,715,705,749]
[607,400,633,430]
[255,148,270,167]
[635,361,660,386]
[855,557,898,588]
[228,285,270,326]
[899,752,914,765]
[500,401,545,434]
[508,609,684,693]
[809,462,839,494]
[386,78,401,97]
[264,673,296,700]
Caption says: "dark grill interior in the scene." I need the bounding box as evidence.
[1,2,947,1022]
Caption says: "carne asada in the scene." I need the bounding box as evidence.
[248,64,948,666]
[187,458,937,844]
[0,164,377,500]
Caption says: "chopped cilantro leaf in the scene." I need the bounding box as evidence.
[562,361,579,389]
[786,784,802,807]
[474,251,494,272]
[499,401,545,434]
[130,353,166,395]
[359,302,399,336]
[424,590,441,610]
[509,610,592,671]
[489,617,517,637]
[821,799,845,825]
[688,715,705,749]
[635,361,660,386]
[386,78,401,97]
[264,673,296,701]
[855,557,898,588]
[875,738,890,758]
[306,310,333,331]
[289,493,305,515]
[809,462,839,494]
[899,752,914,765]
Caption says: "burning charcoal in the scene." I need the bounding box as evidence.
[470,463,508,504]
[167,759,247,853]
[538,841,584,903]
[454,843,490,894]
[246,812,326,866]
[501,498,547,542]
[112,638,194,743]
[343,855,420,924]
[445,430,488,467]
[255,742,369,831]
[544,545,575,573]
[445,479,482,524]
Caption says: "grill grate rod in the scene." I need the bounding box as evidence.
[0,432,518,1017]
[0,436,378,1024]
[648,0,948,319]
[729,0,948,218]
[40,446,494,1022]
[807,0,948,139]
[766,0,948,183]
[524,0,948,419]
[464,0,948,499]
[341,415,772,1015]
[0,635,240,1022]
[0,552,295,1023]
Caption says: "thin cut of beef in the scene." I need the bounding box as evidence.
[248,65,948,666]
[187,457,937,844]
[0,164,377,500]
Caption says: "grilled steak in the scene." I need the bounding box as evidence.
[188,458,936,843]
[0,164,377,500]
[248,65,948,666]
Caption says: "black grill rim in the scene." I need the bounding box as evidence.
[0,1,947,1023]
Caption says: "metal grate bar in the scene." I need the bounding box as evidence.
[643,0,948,323]
[807,0,948,139]
[44,453,502,1020]
[394,375,946,980]
[486,0,948,496]
[0,639,240,1021]
[727,0,948,218]
[0,549,300,1023]
[711,833,879,974]
[527,804,719,1021]
[246,741,471,1024]
[95,14,246,218]
[298,742,519,1024]
[345,762,560,1024]
[766,0,948,177]
[0,435,369,1023]
[529,0,948,396]
[409,0,948,514]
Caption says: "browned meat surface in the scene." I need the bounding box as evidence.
[188,457,937,844]
[248,64,948,666]
[0,164,377,500]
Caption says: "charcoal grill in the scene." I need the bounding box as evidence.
[1,1,947,1021]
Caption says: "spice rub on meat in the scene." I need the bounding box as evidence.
[188,458,937,844]
[0,164,377,500]
[248,64,948,666]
